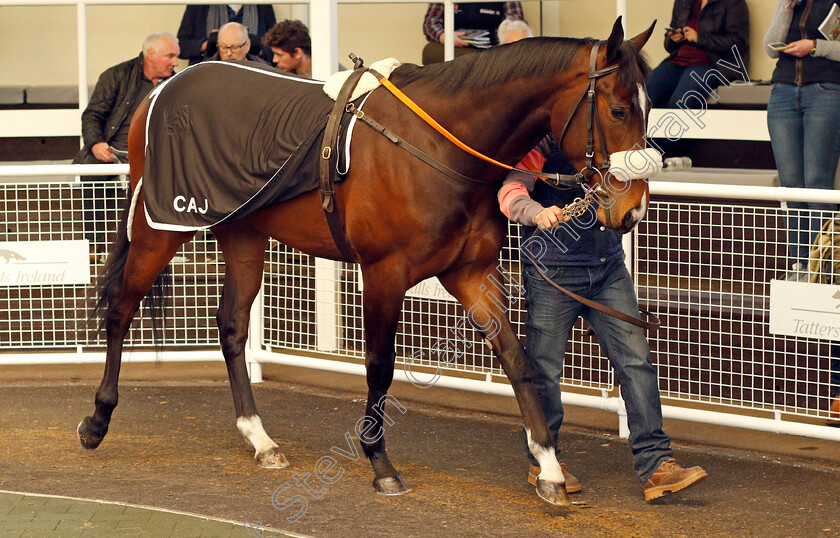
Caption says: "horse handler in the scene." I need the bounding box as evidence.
[498,137,708,501]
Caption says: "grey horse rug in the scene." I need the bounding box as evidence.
[138,61,363,232]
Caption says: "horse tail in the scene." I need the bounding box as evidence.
[90,194,171,351]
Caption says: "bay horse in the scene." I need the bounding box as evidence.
[79,18,657,507]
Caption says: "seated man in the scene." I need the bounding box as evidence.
[421,2,525,65]
[73,32,179,255]
[75,32,179,166]
[263,20,312,76]
[497,17,532,45]
[205,21,268,63]
[177,3,275,65]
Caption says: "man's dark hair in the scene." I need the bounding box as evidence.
[262,20,311,55]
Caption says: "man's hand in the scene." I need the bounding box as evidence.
[682,27,698,43]
[784,39,815,57]
[535,206,570,230]
[668,29,685,43]
[91,142,118,163]
[439,31,469,47]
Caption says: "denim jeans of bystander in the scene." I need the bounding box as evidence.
[768,82,840,266]
[646,60,724,109]
[520,259,672,482]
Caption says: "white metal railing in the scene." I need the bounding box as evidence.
[3,167,838,443]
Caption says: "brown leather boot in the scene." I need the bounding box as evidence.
[527,462,582,493]
[828,395,840,426]
[643,458,707,501]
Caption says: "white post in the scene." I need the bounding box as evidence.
[309,0,339,80]
[76,1,88,149]
[314,259,341,352]
[444,0,455,61]
[617,395,629,438]
[246,282,264,383]
[616,0,627,31]
[623,231,633,274]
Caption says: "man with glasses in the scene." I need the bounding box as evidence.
[177,3,275,65]
[205,22,268,64]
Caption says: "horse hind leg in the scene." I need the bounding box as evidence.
[213,226,287,469]
[358,264,411,495]
[78,224,191,450]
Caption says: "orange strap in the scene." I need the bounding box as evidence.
[377,76,519,172]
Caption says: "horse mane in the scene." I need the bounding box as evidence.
[391,36,650,94]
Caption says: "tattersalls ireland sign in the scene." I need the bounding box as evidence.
[769,280,840,340]
[0,241,90,286]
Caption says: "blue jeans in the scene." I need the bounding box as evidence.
[646,60,725,109]
[768,82,840,265]
[521,259,672,482]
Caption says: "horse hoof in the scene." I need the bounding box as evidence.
[373,475,412,496]
[257,447,290,469]
[77,418,104,450]
[536,478,572,507]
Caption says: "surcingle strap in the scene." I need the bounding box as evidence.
[320,55,367,262]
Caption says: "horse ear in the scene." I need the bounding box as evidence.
[604,17,625,63]
[628,20,657,50]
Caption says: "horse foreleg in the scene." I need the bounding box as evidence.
[359,263,410,495]
[79,228,189,449]
[214,227,287,469]
[438,263,571,507]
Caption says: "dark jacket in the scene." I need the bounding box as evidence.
[663,0,750,77]
[74,54,158,163]
[771,0,840,85]
[520,148,624,267]
[177,5,276,65]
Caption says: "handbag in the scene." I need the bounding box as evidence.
[809,216,840,283]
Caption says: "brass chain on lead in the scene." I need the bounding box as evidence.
[559,188,595,219]
[558,167,603,219]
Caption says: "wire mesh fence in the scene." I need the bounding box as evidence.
[637,198,837,420]
[0,180,221,352]
[1,180,838,424]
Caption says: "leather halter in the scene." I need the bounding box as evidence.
[548,40,620,188]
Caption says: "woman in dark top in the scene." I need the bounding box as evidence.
[646,0,750,108]
[765,0,840,425]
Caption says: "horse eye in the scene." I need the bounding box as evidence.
[610,107,626,120]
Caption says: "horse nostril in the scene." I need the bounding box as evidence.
[622,207,642,231]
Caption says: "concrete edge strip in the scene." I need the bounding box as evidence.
[0,488,310,537]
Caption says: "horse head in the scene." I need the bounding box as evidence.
[551,18,658,233]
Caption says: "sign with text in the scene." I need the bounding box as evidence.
[357,268,456,302]
[769,279,840,340]
[0,240,90,286]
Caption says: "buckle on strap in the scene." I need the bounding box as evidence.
[544,172,587,189]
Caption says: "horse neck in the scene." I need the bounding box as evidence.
[424,67,588,178]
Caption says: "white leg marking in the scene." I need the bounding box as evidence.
[237,415,278,456]
[525,427,565,484]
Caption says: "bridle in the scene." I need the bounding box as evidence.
[549,40,620,189]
